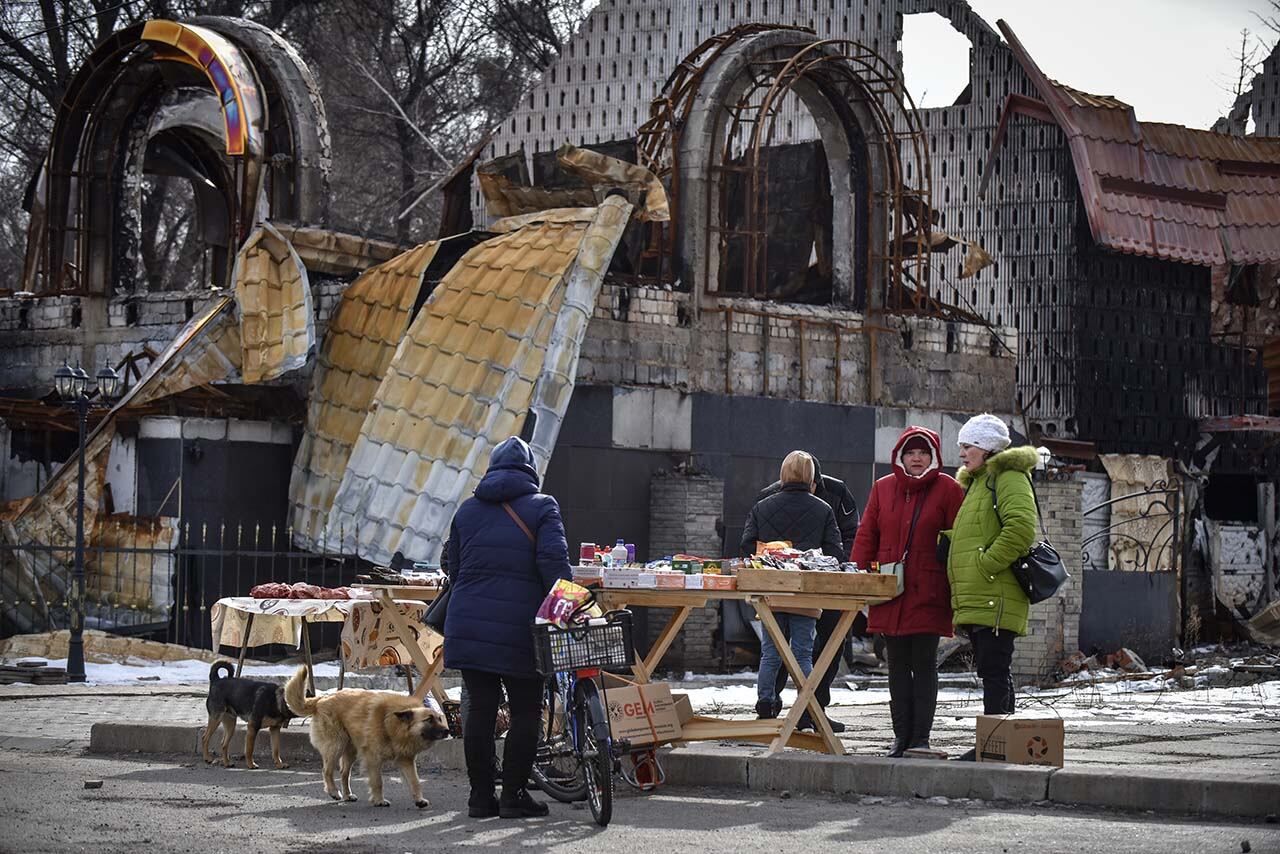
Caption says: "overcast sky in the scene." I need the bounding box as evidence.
[903,0,1276,129]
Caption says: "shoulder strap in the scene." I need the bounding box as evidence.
[900,481,932,561]
[502,501,536,544]
[987,472,1050,542]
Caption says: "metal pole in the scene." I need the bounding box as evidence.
[67,397,88,683]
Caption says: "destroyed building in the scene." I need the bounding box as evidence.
[0,2,1277,677]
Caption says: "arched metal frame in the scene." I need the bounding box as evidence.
[1080,479,1183,574]
[635,26,934,312]
[30,18,329,296]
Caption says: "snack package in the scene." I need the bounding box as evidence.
[536,579,598,628]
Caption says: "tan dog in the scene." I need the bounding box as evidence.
[284,666,450,807]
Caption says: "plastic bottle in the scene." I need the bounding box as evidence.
[611,539,628,566]
[625,543,636,564]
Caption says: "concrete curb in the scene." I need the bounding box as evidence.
[86,723,1279,819]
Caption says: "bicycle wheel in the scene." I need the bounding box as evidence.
[576,680,613,827]
[531,676,586,802]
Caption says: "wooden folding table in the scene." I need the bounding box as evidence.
[596,584,892,755]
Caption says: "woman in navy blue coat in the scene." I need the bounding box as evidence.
[444,436,570,819]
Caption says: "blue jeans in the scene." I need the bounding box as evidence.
[757,613,817,703]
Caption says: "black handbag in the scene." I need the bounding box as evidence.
[423,578,451,633]
[989,474,1068,605]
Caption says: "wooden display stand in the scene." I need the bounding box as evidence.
[596,581,891,756]
[349,585,447,706]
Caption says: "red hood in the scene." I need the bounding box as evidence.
[891,426,942,492]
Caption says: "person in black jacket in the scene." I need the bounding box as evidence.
[756,454,859,731]
[740,450,844,722]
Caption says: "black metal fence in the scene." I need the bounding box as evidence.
[1,520,368,652]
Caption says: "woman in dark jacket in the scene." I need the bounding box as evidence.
[740,450,844,722]
[444,436,570,819]
[851,426,964,756]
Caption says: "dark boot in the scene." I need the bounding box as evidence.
[755,698,779,720]
[908,683,937,751]
[468,789,499,818]
[886,695,912,758]
[499,787,549,818]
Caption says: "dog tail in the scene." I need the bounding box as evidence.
[284,665,318,716]
[209,661,234,682]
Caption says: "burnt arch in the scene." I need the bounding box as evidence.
[24,18,330,296]
[637,26,933,314]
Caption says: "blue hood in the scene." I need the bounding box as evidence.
[474,437,539,502]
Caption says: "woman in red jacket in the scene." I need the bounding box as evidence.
[850,426,964,757]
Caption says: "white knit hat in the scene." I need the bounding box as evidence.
[957,413,1010,453]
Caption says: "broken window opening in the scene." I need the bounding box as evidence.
[138,174,212,293]
[900,12,974,108]
[718,140,835,305]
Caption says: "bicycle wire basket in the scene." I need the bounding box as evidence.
[532,610,635,675]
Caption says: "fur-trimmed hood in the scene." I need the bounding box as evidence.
[956,445,1039,487]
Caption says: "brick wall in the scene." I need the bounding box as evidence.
[646,471,724,673]
[579,283,1017,413]
[0,276,347,393]
[1011,473,1083,684]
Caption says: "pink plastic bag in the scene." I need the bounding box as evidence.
[536,579,595,628]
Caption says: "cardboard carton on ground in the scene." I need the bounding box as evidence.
[602,681,683,745]
[975,714,1064,768]
[671,692,694,726]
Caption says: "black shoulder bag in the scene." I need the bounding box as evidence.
[989,474,1068,605]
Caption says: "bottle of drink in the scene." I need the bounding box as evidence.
[625,542,636,564]
[611,539,628,566]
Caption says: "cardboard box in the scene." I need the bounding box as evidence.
[671,692,694,726]
[603,681,683,745]
[654,571,686,589]
[975,715,1064,768]
[735,567,897,597]
[703,573,736,590]
[603,569,656,589]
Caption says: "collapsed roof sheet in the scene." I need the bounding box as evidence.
[1000,20,1280,267]
[326,197,632,563]
[234,223,314,384]
[4,296,239,575]
[271,224,403,276]
[289,240,441,553]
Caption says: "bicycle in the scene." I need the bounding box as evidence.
[530,609,642,827]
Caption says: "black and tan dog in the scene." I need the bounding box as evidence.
[200,661,297,769]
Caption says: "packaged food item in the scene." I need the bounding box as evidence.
[580,543,597,563]
[535,579,596,627]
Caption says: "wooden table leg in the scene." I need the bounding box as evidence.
[337,656,346,690]
[300,616,316,697]
[632,605,693,683]
[754,601,854,756]
[235,613,255,677]
[376,591,445,703]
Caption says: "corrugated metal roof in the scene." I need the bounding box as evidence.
[271,224,403,276]
[289,239,441,553]
[1001,20,1280,266]
[325,198,631,564]
[233,223,314,384]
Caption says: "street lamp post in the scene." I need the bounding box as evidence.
[53,362,122,682]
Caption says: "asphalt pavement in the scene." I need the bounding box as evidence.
[1,749,1277,854]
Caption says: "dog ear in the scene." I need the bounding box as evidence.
[395,710,416,723]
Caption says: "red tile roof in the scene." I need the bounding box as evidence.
[999,20,1280,267]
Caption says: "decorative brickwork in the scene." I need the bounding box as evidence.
[1011,474,1083,684]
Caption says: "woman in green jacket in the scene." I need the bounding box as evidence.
[946,414,1038,756]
